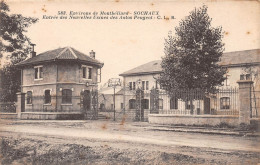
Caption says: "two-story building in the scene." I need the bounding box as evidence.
[16,47,103,119]
[119,49,260,121]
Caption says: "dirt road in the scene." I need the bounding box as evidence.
[0,120,259,164]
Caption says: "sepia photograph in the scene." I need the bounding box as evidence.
[0,0,259,164]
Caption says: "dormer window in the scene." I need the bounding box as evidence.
[82,65,92,80]
[34,65,43,80]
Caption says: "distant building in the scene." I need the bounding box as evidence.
[16,47,103,119]
[99,87,124,112]
[119,49,260,121]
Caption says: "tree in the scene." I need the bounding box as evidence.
[0,1,38,102]
[158,5,226,95]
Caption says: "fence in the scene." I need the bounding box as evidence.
[251,89,260,118]
[210,88,239,115]
[0,102,16,113]
[123,87,240,117]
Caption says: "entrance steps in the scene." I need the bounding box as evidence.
[98,113,110,120]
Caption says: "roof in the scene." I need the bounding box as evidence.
[16,47,104,67]
[119,60,162,76]
[99,87,123,95]
[119,49,260,76]
[219,49,260,66]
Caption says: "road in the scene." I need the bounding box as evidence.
[0,120,259,164]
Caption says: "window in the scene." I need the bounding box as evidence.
[129,82,132,90]
[62,89,72,103]
[142,81,145,90]
[121,103,124,110]
[146,81,149,90]
[26,91,32,104]
[246,74,251,80]
[111,104,114,110]
[240,74,245,80]
[34,66,43,80]
[133,82,136,90]
[44,90,51,104]
[155,81,158,89]
[129,99,136,109]
[240,74,251,81]
[82,66,87,78]
[88,68,92,79]
[82,65,92,80]
[170,97,178,109]
[159,99,163,109]
[220,97,230,109]
[141,99,149,109]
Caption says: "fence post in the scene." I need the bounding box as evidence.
[237,80,253,125]
[16,92,25,119]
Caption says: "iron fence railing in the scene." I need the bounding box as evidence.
[123,87,240,116]
[251,89,260,118]
[0,102,16,113]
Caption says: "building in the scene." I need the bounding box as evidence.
[119,49,260,121]
[98,87,124,112]
[16,47,104,119]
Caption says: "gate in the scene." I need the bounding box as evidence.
[81,89,98,120]
[251,88,260,118]
[150,88,159,114]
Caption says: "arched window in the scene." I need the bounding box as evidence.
[100,103,105,110]
[220,97,230,109]
[26,91,32,104]
[62,89,72,103]
[129,99,136,109]
[44,90,51,104]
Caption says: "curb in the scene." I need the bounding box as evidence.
[147,127,260,137]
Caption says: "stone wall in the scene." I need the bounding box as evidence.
[149,114,239,126]
[20,112,83,120]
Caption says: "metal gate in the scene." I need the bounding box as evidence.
[251,88,260,118]
[81,89,98,120]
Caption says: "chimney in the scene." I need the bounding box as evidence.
[30,43,36,58]
[90,50,95,59]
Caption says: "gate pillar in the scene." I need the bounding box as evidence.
[16,92,25,119]
[237,80,253,125]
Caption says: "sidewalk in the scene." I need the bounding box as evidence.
[134,123,260,137]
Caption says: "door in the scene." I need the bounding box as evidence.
[204,97,210,114]
[82,90,91,112]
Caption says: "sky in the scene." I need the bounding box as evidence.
[4,0,260,85]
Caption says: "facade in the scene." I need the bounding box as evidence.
[119,49,260,121]
[16,47,103,118]
[98,87,124,112]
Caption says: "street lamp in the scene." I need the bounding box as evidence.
[108,78,121,121]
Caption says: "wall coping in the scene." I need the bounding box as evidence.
[0,113,18,115]
[149,114,238,118]
[21,112,82,115]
